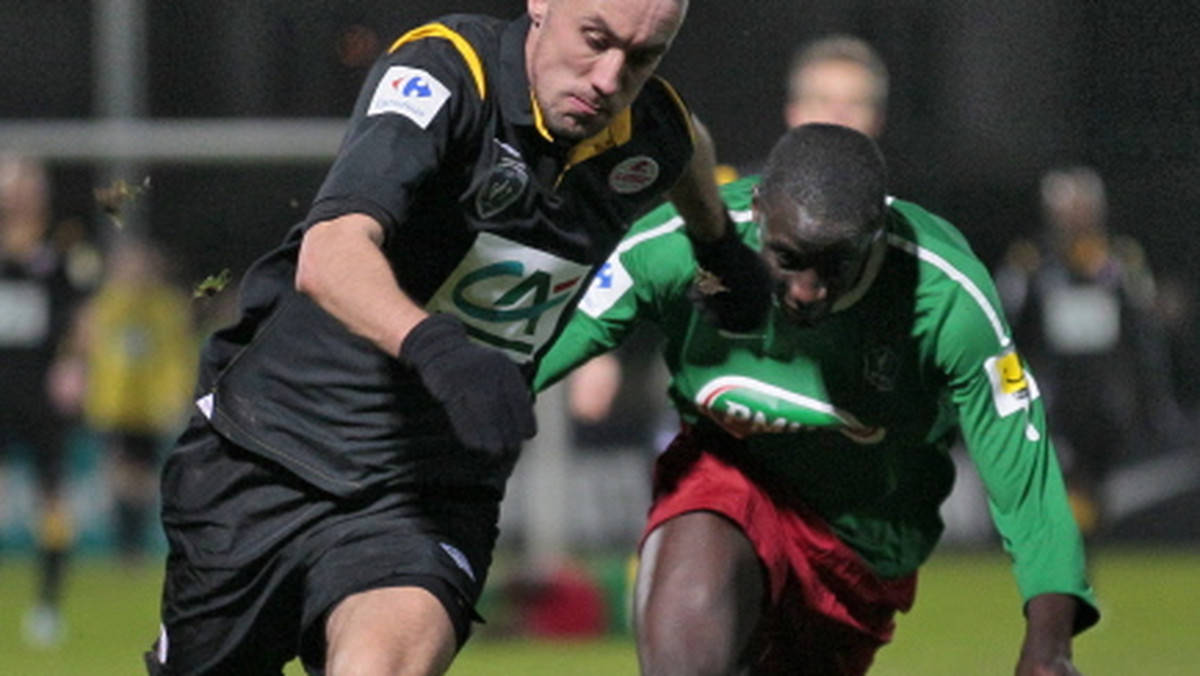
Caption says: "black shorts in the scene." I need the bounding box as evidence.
[152,415,500,676]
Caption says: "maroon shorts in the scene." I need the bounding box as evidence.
[642,429,917,675]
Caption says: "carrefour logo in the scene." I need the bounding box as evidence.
[427,233,591,363]
[367,65,451,129]
[695,376,885,443]
[399,76,433,97]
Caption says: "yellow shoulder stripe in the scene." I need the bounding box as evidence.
[655,76,695,143]
[388,23,486,99]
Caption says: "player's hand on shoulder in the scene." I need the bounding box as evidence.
[401,313,537,458]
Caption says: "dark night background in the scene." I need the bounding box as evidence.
[2,1,1197,287]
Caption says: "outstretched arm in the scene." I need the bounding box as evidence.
[929,251,1098,672]
[668,118,772,333]
[667,117,728,244]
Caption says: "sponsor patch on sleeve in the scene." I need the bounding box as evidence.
[984,348,1040,417]
[578,257,633,318]
[367,65,451,128]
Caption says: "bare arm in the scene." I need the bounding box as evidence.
[295,212,536,454]
[1015,593,1084,676]
[295,213,428,356]
[667,117,729,243]
[46,299,93,416]
[566,353,623,423]
[668,117,773,333]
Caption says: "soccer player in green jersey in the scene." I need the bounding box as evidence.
[536,124,1099,675]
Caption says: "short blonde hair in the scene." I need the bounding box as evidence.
[786,35,889,107]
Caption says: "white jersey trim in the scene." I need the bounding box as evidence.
[581,207,753,318]
[886,233,1011,348]
[610,205,753,257]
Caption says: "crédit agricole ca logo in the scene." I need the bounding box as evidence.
[695,376,885,443]
[426,232,590,363]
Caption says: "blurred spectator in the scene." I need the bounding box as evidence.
[783,34,889,139]
[567,325,673,454]
[0,154,91,646]
[995,165,1187,537]
[65,235,198,565]
[1154,273,1200,422]
[491,557,608,639]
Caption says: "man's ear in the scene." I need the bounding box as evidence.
[528,0,547,26]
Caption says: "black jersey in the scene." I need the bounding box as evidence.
[196,14,696,497]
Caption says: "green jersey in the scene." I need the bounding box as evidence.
[537,177,1097,621]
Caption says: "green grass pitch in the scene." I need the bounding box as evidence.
[1,546,1196,675]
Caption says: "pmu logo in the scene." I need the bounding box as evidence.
[695,376,885,443]
[426,233,592,362]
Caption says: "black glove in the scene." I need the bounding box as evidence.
[400,313,537,458]
[688,216,773,333]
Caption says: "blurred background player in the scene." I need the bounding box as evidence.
[995,165,1188,537]
[64,235,198,566]
[1154,273,1200,424]
[783,34,889,139]
[0,154,91,647]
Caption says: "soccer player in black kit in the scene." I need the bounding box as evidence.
[143,1,768,675]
